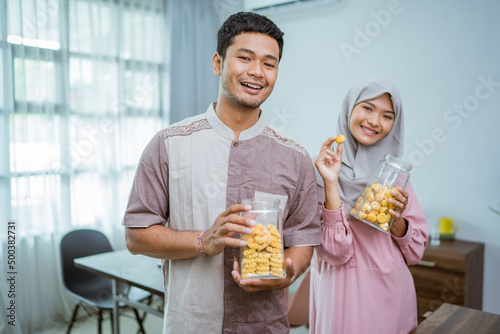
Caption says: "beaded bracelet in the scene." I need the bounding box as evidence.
[198,229,207,255]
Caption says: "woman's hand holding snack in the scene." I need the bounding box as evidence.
[315,136,344,186]
[315,136,344,211]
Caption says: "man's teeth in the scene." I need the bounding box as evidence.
[242,83,261,89]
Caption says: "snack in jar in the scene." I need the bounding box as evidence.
[349,154,413,232]
[240,198,285,279]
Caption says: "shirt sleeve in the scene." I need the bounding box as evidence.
[315,201,355,266]
[122,130,169,228]
[282,152,321,247]
[391,181,428,265]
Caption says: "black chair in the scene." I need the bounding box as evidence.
[60,229,151,334]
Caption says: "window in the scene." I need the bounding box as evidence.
[0,0,168,235]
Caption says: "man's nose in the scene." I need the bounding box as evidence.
[248,61,264,78]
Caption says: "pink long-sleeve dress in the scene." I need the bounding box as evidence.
[309,181,428,334]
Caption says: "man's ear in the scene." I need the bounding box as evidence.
[212,52,222,76]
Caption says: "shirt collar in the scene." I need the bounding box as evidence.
[205,103,267,141]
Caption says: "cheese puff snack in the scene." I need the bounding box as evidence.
[240,223,285,279]
[350,182,396,232]
[336,135,346,144]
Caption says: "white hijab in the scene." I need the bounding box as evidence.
[316,77,405,214]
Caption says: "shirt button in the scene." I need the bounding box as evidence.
[233,142,238,147]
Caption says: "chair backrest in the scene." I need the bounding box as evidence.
[60,229,113,296]
[287,267,311,327]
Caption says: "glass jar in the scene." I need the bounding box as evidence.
[240,198,285,279]
[349,154,413,232]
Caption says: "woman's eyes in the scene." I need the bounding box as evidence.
[362,105,393,120]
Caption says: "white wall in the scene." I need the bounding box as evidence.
[260,0,500,314]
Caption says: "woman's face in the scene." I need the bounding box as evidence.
[349,93,395,146]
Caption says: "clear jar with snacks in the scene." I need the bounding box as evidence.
[240,198,285,279]
[349,154,413,232]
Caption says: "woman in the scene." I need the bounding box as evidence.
[310,77,428,334]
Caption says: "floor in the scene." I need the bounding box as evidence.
[51,302,164,334]
[51,301,309,334]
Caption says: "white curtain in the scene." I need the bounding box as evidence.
[0,0,168,333]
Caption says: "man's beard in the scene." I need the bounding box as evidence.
[221,77,265,110]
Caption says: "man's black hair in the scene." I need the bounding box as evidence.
[217,11,284,61]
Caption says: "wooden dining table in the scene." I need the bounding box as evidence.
[410,303,500,333]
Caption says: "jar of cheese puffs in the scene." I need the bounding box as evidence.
[240,198,285,279]
[349,154,413,232]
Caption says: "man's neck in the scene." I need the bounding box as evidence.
[214,100,261,141]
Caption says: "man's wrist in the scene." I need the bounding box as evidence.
[197,230,207,255]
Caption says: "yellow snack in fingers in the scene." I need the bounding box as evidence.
[335,135,346,144]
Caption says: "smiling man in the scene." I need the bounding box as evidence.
[122,12,320,333]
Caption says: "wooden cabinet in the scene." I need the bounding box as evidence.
[408,239,484,323]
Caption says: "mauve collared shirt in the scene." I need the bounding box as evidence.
[123,104,320,334]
